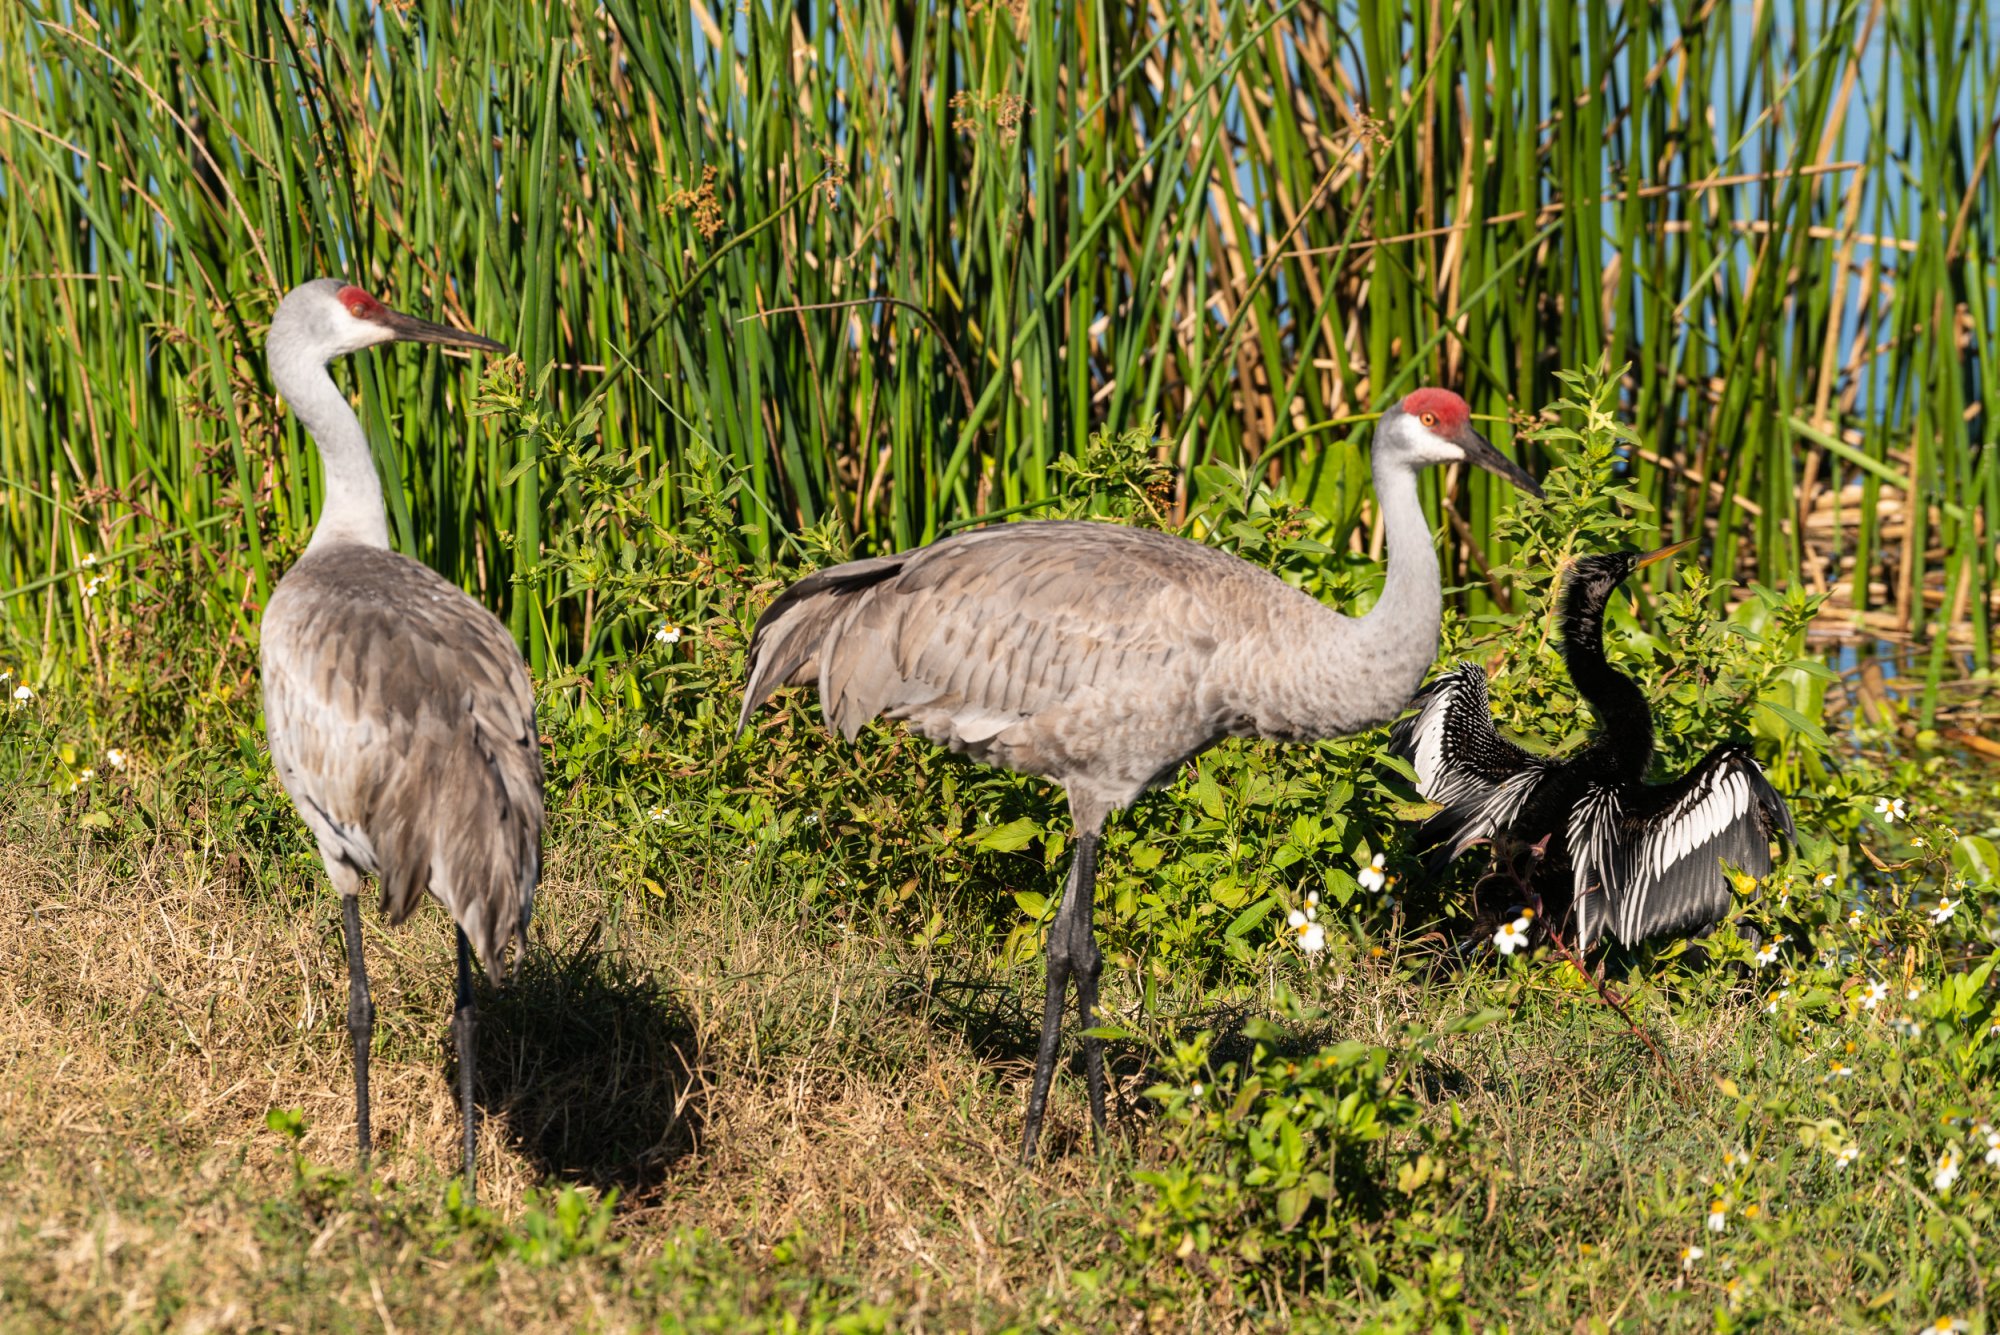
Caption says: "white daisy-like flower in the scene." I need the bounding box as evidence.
[81,575,105,598]
[1819,873,1837,889]
[654,623,682,645]
[1893,1017,1921,1039]
[76,767,93,783]
[1706,1201,1728,1233]
[1863,980,1889,1010]
[1680,1244,1704,1270]
[648,806,669,823]
[1723,1150,1749,1169]
[79,553,97,568]
[1828,1062,1855,1080]
[1835,1143,1859,1169]
[11,684,34,705]
[1306,890,1320,910]
[1190,1082,1204,1098]
[0,669,9,682]
[1875,796,1907,823]
[1357,854,1387,893]
[1908,983,1924,1001]
[1764,989,1788,1014]
[1288,909,1326,955]
[1983,1129,2000,1167]
[105,748,127,771]
[1915,1319,1970,1335]
[1754,942,1780,967]
[1495,917,1531,956]
[1847,907,1865,929]
[1933,1149,1961,1194]
[1931,898,1957,925]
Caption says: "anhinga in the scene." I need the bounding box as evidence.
[1388,544,1795,952]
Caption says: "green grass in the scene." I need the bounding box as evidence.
[3,1,1997,700]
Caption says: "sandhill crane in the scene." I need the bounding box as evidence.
[737,389,1541,1160]
[1389,545,1795,952]
[259,279,539,1199]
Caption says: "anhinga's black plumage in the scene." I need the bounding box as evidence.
[1388,546,1796,951]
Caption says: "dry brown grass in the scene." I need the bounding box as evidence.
[0,801,1231,1331]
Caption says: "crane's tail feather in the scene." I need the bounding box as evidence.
[737,555,907,736]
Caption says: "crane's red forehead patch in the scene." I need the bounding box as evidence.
[336,285,385,320]
[1401,387,1470,430]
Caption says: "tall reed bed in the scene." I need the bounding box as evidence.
[1,0,1993,692]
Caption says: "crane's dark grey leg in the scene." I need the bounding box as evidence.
[341,893,373,1171]
[454,927,479,1200]
[1021,830,1104,1163]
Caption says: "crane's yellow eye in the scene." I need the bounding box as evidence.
[1420,412,1438,427]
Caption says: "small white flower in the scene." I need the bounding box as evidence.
[81,575,105,598]
[1908,983,1924,1001]
[1189,1082,1204,1098]
[1722,1150,1749,1169]
[1706,1201,1728,1233]
[1306,890,1320,909]
[1764,989,1788,1014]
[1916,1319,1970,1335]
[1983,1129,2000,1167]
[1875,796,1907,823]
[0,669,10,682]
[1847,907,1865,929]
[79,553,96,568]
[1357,854,1387,893]
[1931,898,1957,925]
[1933,1149,1961,1194]
[648,806,669,823]
[1893,1017,1921,1039]
[1863,980,1889,1010]
[1828,1062,1855,1080]
[1835,1143,1859,1169]
[1755,942,1780,968]
[1818,873,1837,889]
[104,748,127,771]
[1680,1244,1704,1270]
[654,624,682,645]
[11,684,34,705]
[1296,922,1326,955]
[1494,917,1531,956]
[76,768,93,783]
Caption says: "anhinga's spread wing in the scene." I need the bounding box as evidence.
[1568,743,1795,951]
[1388,662,1551,867]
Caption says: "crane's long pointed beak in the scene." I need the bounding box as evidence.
[1635,537,1698,568]
[1461,427,1544,499]
[377,306,508,355]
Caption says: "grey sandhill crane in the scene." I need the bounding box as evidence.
[1388,545,1795,952]
[259,279,540,1199]
[737,388,1541,1160]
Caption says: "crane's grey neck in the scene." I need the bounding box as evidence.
[1242,413,1447,741]
[271,339,391,553]
[1361,416,1444,642]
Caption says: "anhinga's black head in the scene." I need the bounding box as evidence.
[1559,540,1695,639]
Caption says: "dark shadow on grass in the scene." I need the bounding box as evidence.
[456,924,702,1199]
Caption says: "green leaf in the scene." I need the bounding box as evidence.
[1012,891,1050,920]
[1225,895,1280,939]
[1195,767,1225,820]
[976,817,1043,853]
[1757,699,1831,749]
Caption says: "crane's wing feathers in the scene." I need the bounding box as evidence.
[262,546,543,972]
[1387,662,1549,866]
[741,523,1249,768]
[1568,744,1793,950]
